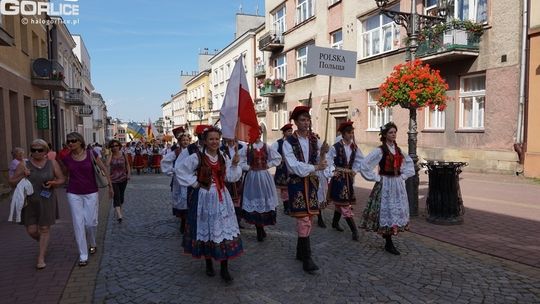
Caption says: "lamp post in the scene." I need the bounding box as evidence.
[374,0,447,216]
[187,97,214,126]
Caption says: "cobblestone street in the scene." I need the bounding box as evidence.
[92,174,540,304]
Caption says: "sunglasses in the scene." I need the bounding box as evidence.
[31,148,45,153]
[66,139,78,144]
[111,144,120,147]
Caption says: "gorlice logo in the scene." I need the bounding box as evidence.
[1,0,79,16]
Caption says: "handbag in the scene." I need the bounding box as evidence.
[89,150,109,188]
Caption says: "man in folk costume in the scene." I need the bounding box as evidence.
[220,138,246,228]
[161,126,189,233]
[282,106,329,273]
[326,121,364,241]
[179,124,209,252]
[271,123,293,215]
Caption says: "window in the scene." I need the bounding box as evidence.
[367,90,392,130]
[272,105,279,130]
[274,54,287,80]
[330,29,343,49]
[281,109,288,127]
[459,74,485,129]
[296,0,315,24]
[425,106,445,130]
[361,8,400,58]
[424,0,438,16]
[450,0,488,23]
[296,44,312,78]
[272,5,286,34]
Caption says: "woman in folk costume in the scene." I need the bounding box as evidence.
[359,122,414,255]
[239,130,282,242]
[161,127,190,233]
[132,142,145,175]
[326,121,364,241]
[283,106,329,273]
[176,126,243,283]
[271,123,293,215]
[220,138,246,229]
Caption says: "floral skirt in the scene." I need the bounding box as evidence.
[359,182,409,236]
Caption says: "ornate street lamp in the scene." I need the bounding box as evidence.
[373,0,447,216]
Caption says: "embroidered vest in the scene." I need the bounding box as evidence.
[274,139,289,186]
[196,152,226,190]
[378,144,403,176]
[247,143,268,171]
[333,141,357,169]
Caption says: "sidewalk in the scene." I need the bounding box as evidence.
[353,170,540,268]
[0,187,109,304]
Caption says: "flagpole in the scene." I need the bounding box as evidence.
[324,76,332,144]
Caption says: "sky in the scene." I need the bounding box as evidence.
[60,0,265,123]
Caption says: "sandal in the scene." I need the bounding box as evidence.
[36,262,46,270]
[89,247,97,254]
[78,260,88,267]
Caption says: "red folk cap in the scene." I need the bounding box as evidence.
[280,123,293,132]
[172,126,185,138]
[337,120,354,133]
[290,106,311,121]
[194,124,211,135]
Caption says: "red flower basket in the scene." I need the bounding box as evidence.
[378,59,449,110]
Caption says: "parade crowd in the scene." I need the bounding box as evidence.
[6,105,413,284]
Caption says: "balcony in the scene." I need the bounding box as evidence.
[65,88,85,105]
[254,65,266,78]
[258,31,284,52]
[31,58,69,91]
[259,84,285,97]
[413,28,481,64]
[79,105,93,116]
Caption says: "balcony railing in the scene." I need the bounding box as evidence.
[65,88,85,105]
[31,58,69,91]
[259,84,285,97]
[413,28,481,63]
[79,105,93,116]
[258,30,284,52]
[254,65,266,78]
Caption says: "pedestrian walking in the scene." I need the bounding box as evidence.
[271,123,293,215]
[239,132,281,242]
[176,126,243,283]
[59,132,113,266]
[9,139,65,269]
[106,139,131,223]
[282,106,329,273]
[326,121,364,241]
[359,122,414,255]
[9,147,25,178]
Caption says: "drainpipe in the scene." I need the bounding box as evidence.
[514,0,529,173]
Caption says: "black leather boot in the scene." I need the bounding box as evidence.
[301,237,319,274]
[235,208,245,229]
[296,237,303,260]
[283,200,290,215]
[332,211,344,232]
[317,212,327,228]
[220,260,233,283]
[180,217,186,234]
[256,226,264,242]
[205,258,215,277]
[384,235,400,255]
[345,218,359,241]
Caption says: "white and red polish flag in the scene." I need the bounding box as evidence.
[219,56,260,143]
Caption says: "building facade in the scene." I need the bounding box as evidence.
[259,0,524,173]
[185,69,211,131]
